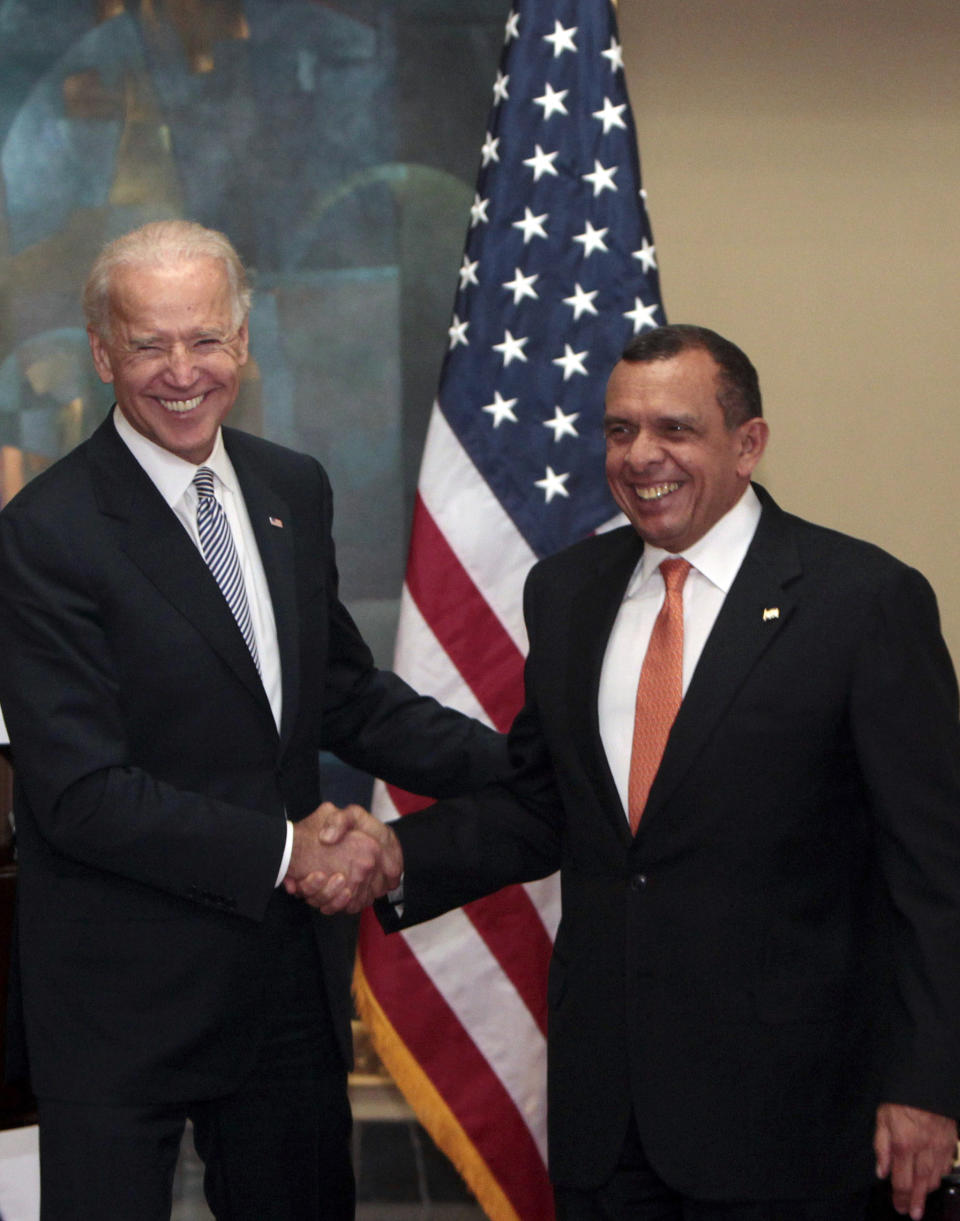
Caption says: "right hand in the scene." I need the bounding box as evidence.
[283,801,402,914]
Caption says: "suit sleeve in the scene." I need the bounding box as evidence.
[849,563,960,1117]
[0,500,284,921]
[313,464,512,797]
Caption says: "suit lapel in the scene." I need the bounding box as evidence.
[225,433,301,750]
[566,527,643,844]
[87,418,273,719]
[640,489,802,824]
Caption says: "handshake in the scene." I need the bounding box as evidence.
[283,802,403,915]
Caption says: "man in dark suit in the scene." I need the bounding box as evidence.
[0,220,507,1220]
[319,325,960,1219]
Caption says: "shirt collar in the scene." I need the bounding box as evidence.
[627,483,762,597]
[113,406,238,509]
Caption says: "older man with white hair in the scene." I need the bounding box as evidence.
[0,220,503,1220]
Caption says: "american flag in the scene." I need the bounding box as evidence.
[354,2,663,1217]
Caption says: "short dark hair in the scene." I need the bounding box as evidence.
[621,324,762,427]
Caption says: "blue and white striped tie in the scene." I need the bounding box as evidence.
[193,467,261,672]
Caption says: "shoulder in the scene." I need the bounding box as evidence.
[756,486,935,604]
[0,436,97,527]
[223,427,325,482]
[525,524,639,606]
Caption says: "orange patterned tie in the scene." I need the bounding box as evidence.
[627,558,691,832]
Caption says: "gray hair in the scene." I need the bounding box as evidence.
[83,220,252,339]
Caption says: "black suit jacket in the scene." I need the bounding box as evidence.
[381,486,960,1200]
[0,412,507,1104]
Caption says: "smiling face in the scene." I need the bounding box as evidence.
[603,348,769,552]
[88,255,249,465]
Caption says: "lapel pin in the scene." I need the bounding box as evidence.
[268,516,284,529]
[762,607,780,621]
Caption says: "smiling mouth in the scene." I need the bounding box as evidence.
[635,482,680,501]
[159,393,205,414]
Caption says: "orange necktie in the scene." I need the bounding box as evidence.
[627,558,691,832]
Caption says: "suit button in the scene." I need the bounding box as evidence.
[630,873,647,891]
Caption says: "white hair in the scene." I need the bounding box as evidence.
[83,220,252,339]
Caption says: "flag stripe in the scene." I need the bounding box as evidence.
[406,493,525,732]
[391,590,493,720]
[417,407,534,653]
[355,924,554,1220]
[380,776,555,1035]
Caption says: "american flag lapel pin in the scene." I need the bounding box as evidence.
[762,607,780,622]
[268,516,284,529]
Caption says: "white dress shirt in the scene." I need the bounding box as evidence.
[113,408,293,880]
[598,485,762,819]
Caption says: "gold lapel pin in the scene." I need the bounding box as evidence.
[762,607,780,621]
[268,516,284,529]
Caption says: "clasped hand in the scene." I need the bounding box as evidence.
[283,801,403,915]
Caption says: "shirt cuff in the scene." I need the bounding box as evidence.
[275,820,294,888]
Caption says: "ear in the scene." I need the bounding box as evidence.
[735,417,769,478]
[87,328,115,385]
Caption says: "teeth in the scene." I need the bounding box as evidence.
[636,482,679,501]
[160,394,204,413]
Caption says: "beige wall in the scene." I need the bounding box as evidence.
[619,0,960,663]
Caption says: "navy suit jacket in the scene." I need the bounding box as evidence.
[0,412,507,1104]
[381,486,960,1199]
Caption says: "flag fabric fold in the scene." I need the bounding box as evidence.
[355,2,664,1217]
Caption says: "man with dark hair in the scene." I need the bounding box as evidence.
[0,220,506,1221]
[312,324,960,1219]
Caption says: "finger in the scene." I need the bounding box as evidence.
[317,806,354,844]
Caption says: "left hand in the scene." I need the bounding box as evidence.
[875,1102,957,1219]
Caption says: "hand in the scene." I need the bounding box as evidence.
[283,802,402,915]
[875,1103,957,1219]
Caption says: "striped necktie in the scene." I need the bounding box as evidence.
[193,467,261,672]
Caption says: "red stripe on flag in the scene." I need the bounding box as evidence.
[406,494,525,732]
[358,915,554,1220]
[465,888,551,1034]
[382,777,552,1036]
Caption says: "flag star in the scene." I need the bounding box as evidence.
[469,193,490,228]
[492,70,510,104]
[553,344,588,380]
[582,159,619,197]
[624,296,660,334]
[543,406,580,441]
[504,10,520,42]
[562,282,599,319]
[503,266,540,304]
[512,206,549,244]
[480,131,500,166]
[632,237,658,273]
[601,36,624,72]
[533,82,569,120]
[459,254,480,290]
[447,314,469,349]
[535,466,571,503]
[573,220,609,257]
[493,329,529,366]
[593,96,628,134]
[523,143,560,181]
[483,391,519,427]
[543,20,577,58]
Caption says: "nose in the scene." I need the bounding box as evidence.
[624,429,664,471]
[164,343,199,387]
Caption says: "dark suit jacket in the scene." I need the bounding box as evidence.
[380,485,960,1200]
[0,412,507,1105]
